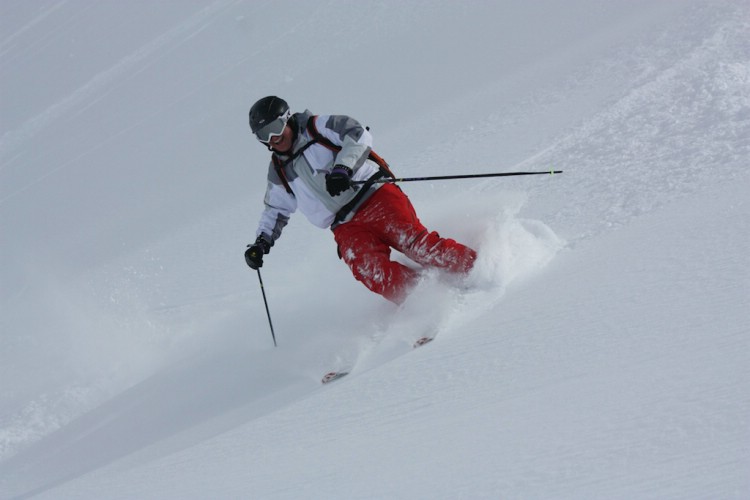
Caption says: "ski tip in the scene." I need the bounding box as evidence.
[413,336,434,348]
[321,371,349,384]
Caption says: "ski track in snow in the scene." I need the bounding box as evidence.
[466,3,750,244]
[0,0,236,203]
[0,1,73,61]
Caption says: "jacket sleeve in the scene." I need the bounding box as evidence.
[314,115,373,173]
[255,164,297,245]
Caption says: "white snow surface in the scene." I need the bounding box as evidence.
[1,1,748,498]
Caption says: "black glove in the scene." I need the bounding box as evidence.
[325,165,353,196]
[245,236,271,270]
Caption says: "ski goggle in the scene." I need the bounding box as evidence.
[255,109,292,144]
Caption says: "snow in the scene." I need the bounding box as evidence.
[1,0,748,498]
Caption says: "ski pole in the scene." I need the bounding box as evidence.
[353,169,562,185]
[256,269,277,347]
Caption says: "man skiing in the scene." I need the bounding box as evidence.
[244,96,477,304]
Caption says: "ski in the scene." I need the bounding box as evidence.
[322,336,433,383]
[321,371,349,384]
[413,336,434,348]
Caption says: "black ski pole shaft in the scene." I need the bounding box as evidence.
[353,169,562,185]
[256,269,277,347]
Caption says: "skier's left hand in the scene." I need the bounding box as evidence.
[325,165,352,196]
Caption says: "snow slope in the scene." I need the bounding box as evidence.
[1,0,748,498]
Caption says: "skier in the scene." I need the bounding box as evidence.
[244,96,477,304]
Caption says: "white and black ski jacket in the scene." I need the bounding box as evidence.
[255,111,385,245]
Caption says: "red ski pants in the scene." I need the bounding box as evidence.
[333,183,476,304]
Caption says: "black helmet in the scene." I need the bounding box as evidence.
[249,96,291,141]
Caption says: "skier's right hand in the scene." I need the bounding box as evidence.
[245,236,271,270]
